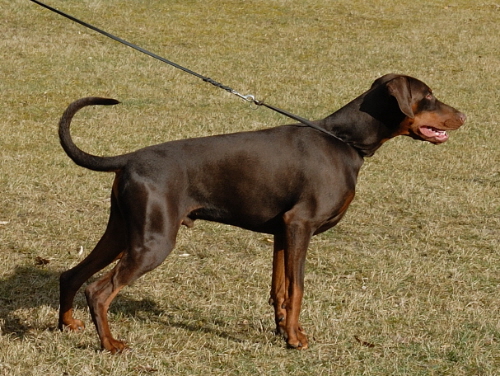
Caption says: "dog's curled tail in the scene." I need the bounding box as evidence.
[59,97,127,172]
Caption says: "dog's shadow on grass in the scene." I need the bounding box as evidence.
[0,265,163,338]
[0,265,258,345]
[0,265,59,336]
[110,296,257,345]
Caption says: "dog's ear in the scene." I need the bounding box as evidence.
[370,73,398,89]
[386,76,414,118]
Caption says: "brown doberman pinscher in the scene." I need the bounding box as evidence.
[57,74,465,353]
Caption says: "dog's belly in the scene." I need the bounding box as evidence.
[187,207,285,234]
[186,191,354,236]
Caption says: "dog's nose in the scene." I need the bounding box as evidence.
[458,112,467,124]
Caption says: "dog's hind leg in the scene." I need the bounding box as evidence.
[59,195,126,332]
[85,230,178,353]
[84,192,180,353]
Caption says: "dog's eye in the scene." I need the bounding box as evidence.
[425,93,433,100]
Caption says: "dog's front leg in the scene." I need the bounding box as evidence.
[281,215,311,349]
[270,233,287,336]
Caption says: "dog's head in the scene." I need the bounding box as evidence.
[371,74,466,144]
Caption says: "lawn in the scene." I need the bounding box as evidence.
[1,0,499,375]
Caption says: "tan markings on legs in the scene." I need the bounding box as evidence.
[270,233,287,336]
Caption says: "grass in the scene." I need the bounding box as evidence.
[1,0,499,374]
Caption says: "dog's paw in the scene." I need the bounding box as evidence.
[285,325,309,350]
[102,337,129,354]
[60,319,85,332]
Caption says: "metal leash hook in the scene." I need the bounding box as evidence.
[231,91,254,102]
[231,91,262,109]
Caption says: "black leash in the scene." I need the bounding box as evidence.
[29,0,345,142]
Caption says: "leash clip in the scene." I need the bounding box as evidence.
[242,94,256,102]
[232,90,257,103]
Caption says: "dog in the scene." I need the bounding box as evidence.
[57,74,465,352]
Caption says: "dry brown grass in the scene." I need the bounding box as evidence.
[1,0,499,374]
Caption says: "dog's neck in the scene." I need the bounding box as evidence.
[318,93,405,158]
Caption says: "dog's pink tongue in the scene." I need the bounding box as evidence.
[421,126,449,141]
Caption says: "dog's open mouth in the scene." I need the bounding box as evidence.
[419,125,449,143]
